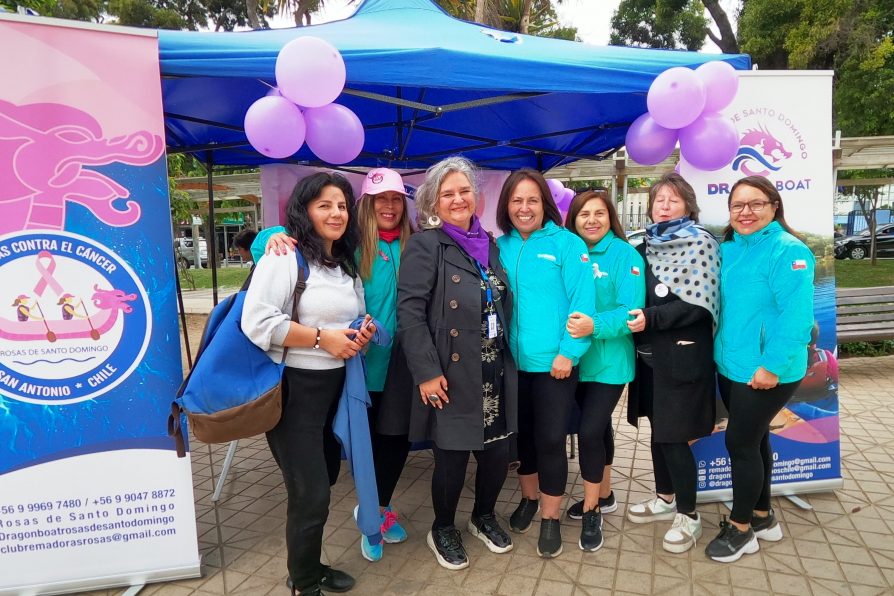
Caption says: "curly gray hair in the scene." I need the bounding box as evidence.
[414,156,479,229]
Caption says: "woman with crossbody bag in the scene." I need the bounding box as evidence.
[242,172,375,596]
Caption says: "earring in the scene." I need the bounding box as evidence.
[427,215,441,227]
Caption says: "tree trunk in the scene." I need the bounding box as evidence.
[519,0,534,34]
[475,0,486,24]
[702,0,739,54]
[246,0,260,29]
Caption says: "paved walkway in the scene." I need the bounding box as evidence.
[85,355,894,595]
[178,288,238,314]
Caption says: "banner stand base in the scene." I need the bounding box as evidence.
[783,495,814,510]
[123,584,145,596]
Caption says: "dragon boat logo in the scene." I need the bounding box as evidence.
[0,231,151,405]
[730,108,807,177]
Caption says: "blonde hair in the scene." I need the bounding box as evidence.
[356,192,412,281]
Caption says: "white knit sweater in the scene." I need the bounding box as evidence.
[241,251,365,370]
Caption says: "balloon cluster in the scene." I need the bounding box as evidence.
[244,37,365,164]
[546,179,575,219]
[625,61,739,171]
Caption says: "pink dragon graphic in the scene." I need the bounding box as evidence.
[732,123,793,176]
[0,100,164,235]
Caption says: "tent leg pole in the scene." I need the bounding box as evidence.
[206,151,219,306]
[212,440,240,502]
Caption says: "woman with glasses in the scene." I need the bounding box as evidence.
[705,176,814,563]
[625,172,720,554]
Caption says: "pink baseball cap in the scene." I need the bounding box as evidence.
[361,168,407,198]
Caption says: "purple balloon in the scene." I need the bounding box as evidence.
[678,111,739,171]
[304,103,365,165]
[696,61,739,112]
[546,178,565,203]
[554,187,574,213]
[275,36,346,109]
[244,96,306,159]
[625,113,678,165]
[647,67,707,130]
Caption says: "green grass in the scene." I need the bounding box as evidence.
[834,259,894,288]
[179,267,250,290]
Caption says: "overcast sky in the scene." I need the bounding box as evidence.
[275,0,740,53]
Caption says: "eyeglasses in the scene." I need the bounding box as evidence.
[730,200,774,214]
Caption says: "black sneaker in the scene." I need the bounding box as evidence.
[286,579,322,596]
[537,518,563,558]
[509,497,539,533]
[705,518,759,563]
[319,566,355,593]
[579,509,604,552]
[599,491,618,514]
[751,509,783,542]
[568,492,617,520]
[427,526,469,570]
[468,513,513,553]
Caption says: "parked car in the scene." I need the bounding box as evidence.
[834,223,894,260]
[626,229,646,247]
[175,237,208,268]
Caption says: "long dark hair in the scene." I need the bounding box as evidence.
[647,172,700,223]
[285,172,359,276]
[496,169,563,235]
[565,190,627,244]
[722,176,801,242]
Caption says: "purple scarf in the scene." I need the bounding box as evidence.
[441,216,489,268]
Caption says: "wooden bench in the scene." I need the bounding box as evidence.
[836,286,894,343]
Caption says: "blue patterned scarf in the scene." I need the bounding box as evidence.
[645,217,720,323]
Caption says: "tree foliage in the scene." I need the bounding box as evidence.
[739,0,894,137]
[609,0,709,51]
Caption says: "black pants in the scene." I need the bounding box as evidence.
[516,370,578,496]
[368,391,411,508]
[431,439,510,530]
[639,365,697,514]
[576,382,624,483]
[266,367,344,591]
[718,374,801,524]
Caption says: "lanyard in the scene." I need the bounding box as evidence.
[474,262,493,306]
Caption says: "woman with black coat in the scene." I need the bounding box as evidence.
[397,156,517,571]
[625,173,720,554]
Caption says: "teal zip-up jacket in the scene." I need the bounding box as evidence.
[497,220,595,372]
[714,221,815,384]
[361,238,400,391]
[578,231,646,384]
[250,226,399,390]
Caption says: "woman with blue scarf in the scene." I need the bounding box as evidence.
[625,173,720,554]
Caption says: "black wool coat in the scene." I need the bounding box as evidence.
[626,243,716,443]
[381,228,517,451]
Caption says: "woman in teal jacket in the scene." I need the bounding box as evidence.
[259,168,413,563]
[705,176,815,564]
[563,190,645,552]
[495,169,594,558]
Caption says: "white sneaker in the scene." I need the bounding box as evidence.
[626,496,677,524]
[663,512,702,553]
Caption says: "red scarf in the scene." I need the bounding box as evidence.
[378,228,401,243]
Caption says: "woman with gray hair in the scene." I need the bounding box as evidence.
[395,156,518,570]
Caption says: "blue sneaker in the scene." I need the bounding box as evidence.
[353,505,383,562]
[360,533,383,562]
[381,505,408,544]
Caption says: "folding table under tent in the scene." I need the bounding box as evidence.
[158,0,751,172]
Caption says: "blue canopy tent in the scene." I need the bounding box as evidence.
[158,0,750,171]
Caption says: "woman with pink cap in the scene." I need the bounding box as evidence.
[263,167,414,563]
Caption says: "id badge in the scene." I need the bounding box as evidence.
[487,313,498,339]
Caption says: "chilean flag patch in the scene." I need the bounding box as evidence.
[631,266,641,276]
[580,254,589,263]
[791,259,807,270]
